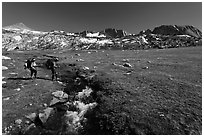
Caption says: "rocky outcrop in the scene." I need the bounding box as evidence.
[152,25,202,38]
[139,29,152,35]
[103,28,127,38]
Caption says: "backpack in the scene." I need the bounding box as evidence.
[24,59,32,69]
[46,59,55,69]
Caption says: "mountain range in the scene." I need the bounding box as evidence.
[2,23,202,51]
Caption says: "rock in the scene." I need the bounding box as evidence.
[75,53,80,56]
[57,81,66,86]
[122,59,130,62]
[76,59,84,62]
[23,123,37,134]
[14,88,21,91]
[43,103,48,107]
[142,66,149,69]
[112,63,117,66]
[2,81,6,84]
[15,119,22,125]
[85,74,95,81]
[39,107,54,124]
[52,90,68,99]
[123,63,132,68]
[74,77,81,83]
[124,72,131,75]
[50,97,64,106]
[25,113,37,122]
[83,66,89,70]
[25,120,30,124]
[159,114,165,117]
[3,97,10,101]
[169,77,174,80]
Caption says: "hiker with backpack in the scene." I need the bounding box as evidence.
[24,58,37,79]
[45,58,59,81]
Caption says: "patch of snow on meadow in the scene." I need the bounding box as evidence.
[2,56,11,60]
[2,66,8,70]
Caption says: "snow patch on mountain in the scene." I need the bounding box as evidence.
[79,38,98,43]
[86,32,106,38]
[141,36,148,44]
[97,39,113,44]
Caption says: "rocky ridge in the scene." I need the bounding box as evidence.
[2,23,202,51]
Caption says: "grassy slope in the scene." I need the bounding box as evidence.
[58,47,202,134]
[2,46,202,134]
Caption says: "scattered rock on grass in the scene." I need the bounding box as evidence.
[3,97,10,101]
[122,59,130,62]
[50,98,61,106]
[25,120,30,124]
[52,90,68,99]
[39,107,54,124]
[123,63,132,68]
[50,97,67,106]
[23,123,37,134]
[142,66,149,69]
[112,63,117,66]
[57,81,66,86]
[25,113,37,122]
[15,119,22,125]
[14,88,21,91]
[75,53,80,56]
[43,103,48,107]
[82,66,89,70]
[76,59,84,62]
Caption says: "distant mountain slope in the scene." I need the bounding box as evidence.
[152,25,202,38]
[2,23,202,51]
[3,23,34,31]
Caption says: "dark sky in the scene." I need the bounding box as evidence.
[2,2,202,34]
